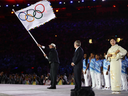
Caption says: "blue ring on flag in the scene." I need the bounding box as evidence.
[18,12,28,21]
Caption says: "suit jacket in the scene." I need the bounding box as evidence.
[45,47,60,64]
[72,47,84,68]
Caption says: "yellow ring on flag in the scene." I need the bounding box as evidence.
[25,14,35,22]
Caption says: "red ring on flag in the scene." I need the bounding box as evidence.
[35,4,45,13]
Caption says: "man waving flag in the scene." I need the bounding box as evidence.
[14,0,55,31]
[13,0,56,59]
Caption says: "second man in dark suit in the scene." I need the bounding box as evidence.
[71,40,84,91]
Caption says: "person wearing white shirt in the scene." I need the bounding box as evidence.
[95,54,103,89]
[103,53,110,90]
[89,53,96,88]
[83,54,91,86]
[121,56,128,91]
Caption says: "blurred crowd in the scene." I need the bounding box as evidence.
[0,72,76,85]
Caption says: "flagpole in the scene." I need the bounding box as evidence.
[12,9,48,59]
[27,30,48,59]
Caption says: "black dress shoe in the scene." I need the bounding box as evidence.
[71,88,79,91]
[71,89,78,91]
[47,87,56,89]
[71,89,75,91]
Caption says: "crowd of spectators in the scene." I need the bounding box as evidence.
[0,71,76,85]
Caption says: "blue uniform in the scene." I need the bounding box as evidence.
[103,59,110,71]
[95,60,103,73]
[121,59,128,74]
[83,59,89,70]
[90,58,96,71]
[125,58,128,62]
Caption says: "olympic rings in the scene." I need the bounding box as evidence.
[26,9,36,17]
[35,4,45,13]
[18,12,28,21]
[25,14,35,22]
[33,10,43,19]
[18,3,45,22]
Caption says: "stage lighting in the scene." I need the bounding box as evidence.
[89,39,93,44]
[6,5,9,7]
[0,5,1,7]
[59,2,62,4]
[63,2,66,4]
[70,1,73,4]
[81,0,84,2]
[78,1,80,3]
[16,4,19,7]
[27,4,30,6]
[102,0,105,1]
[11,11,14,14]
[55,35,57,37]
[93,0,96,1]
[113,5,116,7]
[56,10,59,12]
[31,67,34,69]
[117,38,121,43]
[13,5,15,7]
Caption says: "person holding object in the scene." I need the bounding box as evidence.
[71,40,84,91]
[105,37,127,94]
[37,43,60,89]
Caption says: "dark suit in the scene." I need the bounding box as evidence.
[72,47,84,90]
[45,47,60,88]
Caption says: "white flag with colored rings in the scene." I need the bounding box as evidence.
[15,0,56,30]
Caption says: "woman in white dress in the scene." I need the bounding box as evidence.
[105,37,127,94]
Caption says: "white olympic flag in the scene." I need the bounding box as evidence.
[14,0,56,30]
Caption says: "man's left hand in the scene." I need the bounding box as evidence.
[44,54,47,57]
[71,63,75,66]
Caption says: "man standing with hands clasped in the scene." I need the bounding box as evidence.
[71,40,84,91]
[37,43,60,89]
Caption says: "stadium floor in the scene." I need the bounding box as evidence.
[0,84,127,96]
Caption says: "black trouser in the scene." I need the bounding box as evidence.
[50,62,59,87]
[74,66,82,89]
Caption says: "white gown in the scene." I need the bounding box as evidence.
[105,44,127,91]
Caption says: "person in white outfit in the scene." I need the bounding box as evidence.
[105,37,127,94]
[103,53,110,90]
[83,54,91,86]
[95,54,103,89]
[121,56,128,91]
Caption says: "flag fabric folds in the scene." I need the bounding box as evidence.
[14,0,55,30]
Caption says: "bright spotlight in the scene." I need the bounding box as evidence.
[59,2,62,4]
[27,4,30,6]
[89,39,93,44]
[81,0,84,2]
[6,5,9,7]
[16,4,19,7]
[70,1,73,4]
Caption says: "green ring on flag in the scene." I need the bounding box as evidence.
[33,10,43,19]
